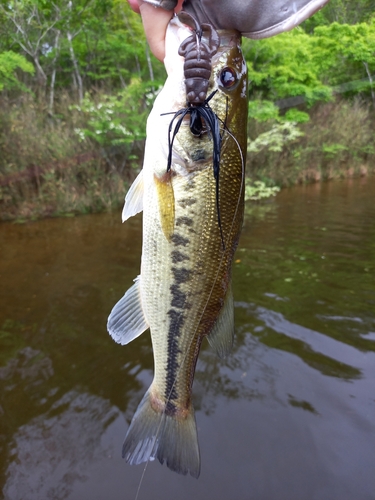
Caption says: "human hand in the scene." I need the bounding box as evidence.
[128,0,184,62]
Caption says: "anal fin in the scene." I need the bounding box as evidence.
[207,283,234,358]
[107,276,149,345]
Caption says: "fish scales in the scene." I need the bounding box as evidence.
[144,168,240,404]
[108,17,248,478]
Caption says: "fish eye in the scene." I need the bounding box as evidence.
[219,67,237,88]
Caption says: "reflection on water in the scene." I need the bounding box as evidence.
[238,302,363,379]
[0,178,374,500]
[4,391,122,500]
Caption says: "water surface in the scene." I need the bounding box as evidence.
[0,178,374,500]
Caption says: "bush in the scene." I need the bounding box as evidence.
[0,91,143,221]
[247,98,375,185]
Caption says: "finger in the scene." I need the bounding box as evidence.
[139,2,173,61]
[128,0,141,14]
[175,0,184,12]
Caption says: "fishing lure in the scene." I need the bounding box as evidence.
[166,12,228,247]
[178,11,220,107]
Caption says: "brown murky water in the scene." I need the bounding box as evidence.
[1,177,374,500]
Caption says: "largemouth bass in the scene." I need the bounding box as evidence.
[108,15,248,478]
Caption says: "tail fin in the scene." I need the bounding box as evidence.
[122,387,200,478]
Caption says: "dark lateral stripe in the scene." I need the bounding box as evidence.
[171,250,190,263]
[176,216,194,227]
[178,198,196,208]
[171,234,189,246]
[172,267,192,284]
[165,309,185,404]
[165,399,177,416]
[170,284,186,308]
[164,225,193,407]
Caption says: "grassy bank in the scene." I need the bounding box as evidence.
[1,0,374,221]
[248,98,375,186]
[0,92,144,221]
[0,94,374,222]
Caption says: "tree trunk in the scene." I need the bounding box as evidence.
[67,31,83,103]
[33,56,47,96]
[363,61,375,107]
[49,30,61,114]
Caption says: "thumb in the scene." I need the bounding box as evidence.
[128,0,142,14]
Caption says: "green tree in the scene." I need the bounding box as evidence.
[303,0,375,30]
[312,20,375,101]
[243,29,332,106]
[0,0,59,90]
[244,17,375,111]
[0,0,161,100]
[0,50,34,91]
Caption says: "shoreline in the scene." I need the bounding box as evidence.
[1,168,373,224]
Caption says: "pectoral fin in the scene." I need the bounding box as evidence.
[107,276,149,345]
[207,283,234,358]
[122,170,144,222]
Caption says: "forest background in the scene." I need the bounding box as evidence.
[0,0,374,221]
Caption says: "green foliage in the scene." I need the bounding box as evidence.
[248,99,280,122]
[0,0,165,95]
[303,0,375,30]
[248,122,304,154]
[0,92,89,179]
[247,99,375,186]
[57,0,164,89]
[0,50,34,91]
[245,15,375,165]
[283,109,310,123]
[245,180,280,201]
[312,20,375,94]
[244,16,375,123]
[244,30,332,105]
[0,92,130,221]
[322,143,348,158]
[73,80,155,147]
[1,0,375,221]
